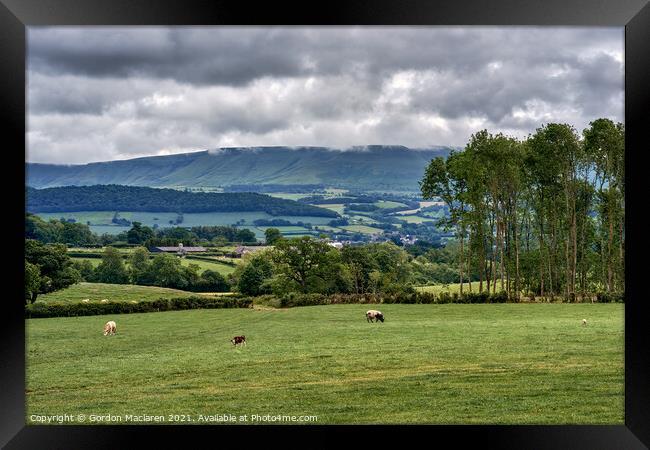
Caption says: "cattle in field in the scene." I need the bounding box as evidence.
[231,335,246,346]
[366,310,385,323]
[103,321,117,336]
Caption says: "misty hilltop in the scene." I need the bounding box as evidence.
[25,145,456,192]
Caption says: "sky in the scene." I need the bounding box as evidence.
[26,26,624,164]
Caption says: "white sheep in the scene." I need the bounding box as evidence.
[582,318,588,326]
[101,299,108,303]
[81,299,90,303]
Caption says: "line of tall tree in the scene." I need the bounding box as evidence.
[25,184,339,217]
[420,118,624,300]
[25,214,257,246]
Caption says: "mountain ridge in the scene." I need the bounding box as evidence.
[26,145,456,191]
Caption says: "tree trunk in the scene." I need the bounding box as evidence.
[459,228,464,296]
[570,181,576,299]
[619,219,624,292]
[607,203,614,292]
[514,208,520,301]
[539,214,545,298]
[468,242,473,293]
[500,220,505,294]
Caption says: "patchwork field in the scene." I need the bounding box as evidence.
[34,282,206,304]
[340,225,384,235]
[26,303,623,425]
[346,214,379,224]
[266,193,313,200]
[69,255,236,276]
[398,215,438,224]
[310,204,346,215]
[36,211,334,236]
[395,201,445,216]
[373,200,408,209]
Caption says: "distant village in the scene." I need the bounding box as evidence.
[149,233,419,259]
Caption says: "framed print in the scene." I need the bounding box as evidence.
[2,0,649,448]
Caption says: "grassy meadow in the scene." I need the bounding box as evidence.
[416,281,507,295]
[341,224,384,235]
[70,255,236,276]
[36,211,334,236]
[34,282,232,304]
[26,303,623,424]
[373,200,408,209]
[397,215,438,224]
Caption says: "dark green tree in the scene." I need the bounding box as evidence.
[235,254,274,296]
[128,247,152,284]
[71,259,95,281]
[199,270,230,292]
[25,239,81,302]
[264,228,283,245]
[25,260,41,304]
[270,237,333,293]
[94,247,130,284]
[127,222,155,244]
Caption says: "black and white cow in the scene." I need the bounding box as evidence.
[231,335,246,346]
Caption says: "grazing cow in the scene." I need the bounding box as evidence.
[103,321,117,336]
[366,310,385,323]
[231,335,246,346]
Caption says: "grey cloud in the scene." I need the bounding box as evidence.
[29,27,622,86]
[26,27,623,164]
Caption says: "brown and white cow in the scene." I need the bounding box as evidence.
[231,335,246,346]
[103,321,117,336]
[366,310,385,323]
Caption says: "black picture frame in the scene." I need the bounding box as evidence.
[2,0,648,448]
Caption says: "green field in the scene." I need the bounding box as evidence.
[36,211,334,236]
[70,255,236,276]
[374,200,408,209]
[311,204,345,215]
[26,303,623,424]
[257,226,311,233]
[181,258,236,275]
[398,215,438,224]
[347,214,379,224]
[341,225,384,235]
[70,257,102,267]
[420,210,445,219]
[35,282,207,303]
[416,281,507,295]
[312,225,344,232]
[266,193,312,201]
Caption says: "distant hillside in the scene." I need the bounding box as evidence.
[25,185,339,217]
[26,145,455,192]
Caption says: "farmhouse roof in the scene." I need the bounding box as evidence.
[234,245,270,255]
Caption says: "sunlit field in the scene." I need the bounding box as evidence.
[26,303,623,425]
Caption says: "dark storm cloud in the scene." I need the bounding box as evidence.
[28,28,312,85]
[26,27,623,164]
